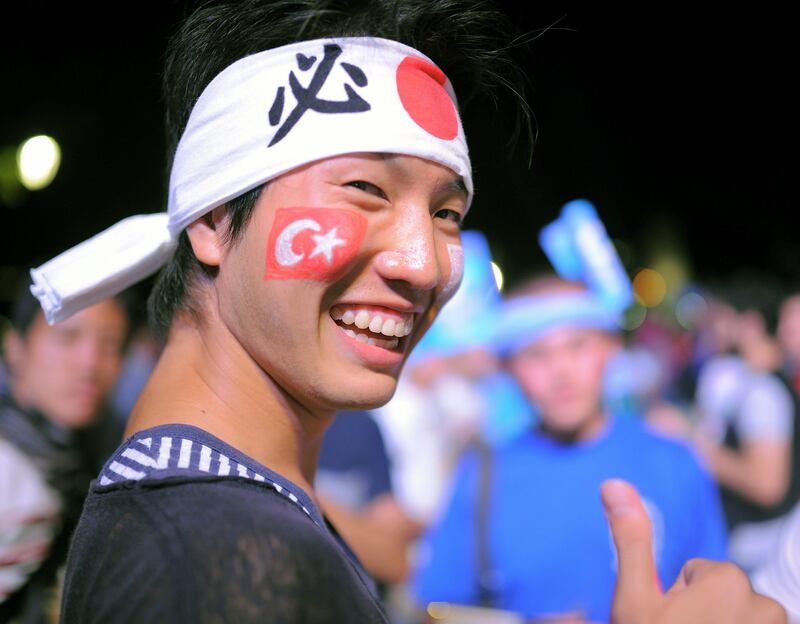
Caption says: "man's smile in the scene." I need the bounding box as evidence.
[330,304,415,350]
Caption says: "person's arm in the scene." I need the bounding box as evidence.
[695,373,793,507]
[321,492,422,583]
[696,435,790,506]
[602,479,786,624]
[0,440,61,603]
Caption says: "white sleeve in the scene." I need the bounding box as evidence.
[751,504,800,623]
[738,374,794,441]
[0,438,61,603]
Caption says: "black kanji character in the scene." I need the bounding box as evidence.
[268,44,370,147]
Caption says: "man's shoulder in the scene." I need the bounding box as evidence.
[87,470,323,547]
[65,478,388,623]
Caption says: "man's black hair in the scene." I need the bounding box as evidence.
[148,0,533,341]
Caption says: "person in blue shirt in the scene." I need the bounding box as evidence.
[413,276,729,623]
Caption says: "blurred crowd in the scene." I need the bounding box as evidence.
[1,206,799,623]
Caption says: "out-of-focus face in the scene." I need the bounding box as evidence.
[508,326,617,438]
[214,152,467,412]
[778,295,800,365]
[6,300,128,428]
[704,300,739,353]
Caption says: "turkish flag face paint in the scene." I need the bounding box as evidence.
[265,207,367,281]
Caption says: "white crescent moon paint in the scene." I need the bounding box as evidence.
[275,219,321,266]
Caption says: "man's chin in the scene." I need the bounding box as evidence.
[329,376,399,412]
[50,408,100,430]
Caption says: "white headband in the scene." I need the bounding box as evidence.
[31,37,472,324]
[493,291,622,357]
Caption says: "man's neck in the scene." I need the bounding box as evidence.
[125,315,334,500]
[538,410,608,445]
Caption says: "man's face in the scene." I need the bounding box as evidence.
[215,153,467,412]
[6,300,128,428]
[508,326,617,436]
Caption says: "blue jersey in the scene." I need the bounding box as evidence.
[413,415,728,623]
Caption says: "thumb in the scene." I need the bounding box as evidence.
[601,479,662,623]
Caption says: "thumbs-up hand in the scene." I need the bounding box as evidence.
[601,479,787,624]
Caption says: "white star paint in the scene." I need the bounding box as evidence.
[309,227,346,264]
[275,219,321,266]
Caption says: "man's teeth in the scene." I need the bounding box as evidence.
[334,308,413,337]
[341,328,399,349]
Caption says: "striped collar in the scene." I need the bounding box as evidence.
[96,423,323,528]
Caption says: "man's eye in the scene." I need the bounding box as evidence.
[345,180,387,200]
[435,208,463,226]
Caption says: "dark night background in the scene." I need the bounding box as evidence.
[0,3,796,318]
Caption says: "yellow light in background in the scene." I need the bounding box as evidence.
[653,255,688,302]
[633,268,667,308]
[619,302,647,331]
[16,135,61,190]
[491,261,504,292]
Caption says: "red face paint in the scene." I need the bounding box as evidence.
[265,207,367,281]
[395,56,458,140]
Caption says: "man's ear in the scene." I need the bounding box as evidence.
[185,206,229,267]
[3,328,26,376]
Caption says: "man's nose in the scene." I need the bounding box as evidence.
[549,348,576,376]
[374,208,441,291]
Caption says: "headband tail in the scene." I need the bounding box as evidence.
[30,213,176,324]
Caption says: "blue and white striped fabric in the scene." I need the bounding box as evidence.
[96,423,320,526]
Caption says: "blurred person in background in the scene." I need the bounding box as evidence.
[413,276,728,622]
[0,285,129,622]
[315,409,423,589]
[690,277,800,570]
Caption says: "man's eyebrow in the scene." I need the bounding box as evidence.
[443,177,468,195]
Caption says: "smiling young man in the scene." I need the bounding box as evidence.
[28,2,787,623]
[25,2,524,622]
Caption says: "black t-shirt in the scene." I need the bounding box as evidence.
[60,424,389,623]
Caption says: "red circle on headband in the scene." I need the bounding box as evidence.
[396,56,458,140]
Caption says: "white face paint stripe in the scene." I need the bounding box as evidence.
[437,243,464,305]
[275,219,321,267]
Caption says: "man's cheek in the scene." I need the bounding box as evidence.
[264,207,367,281]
